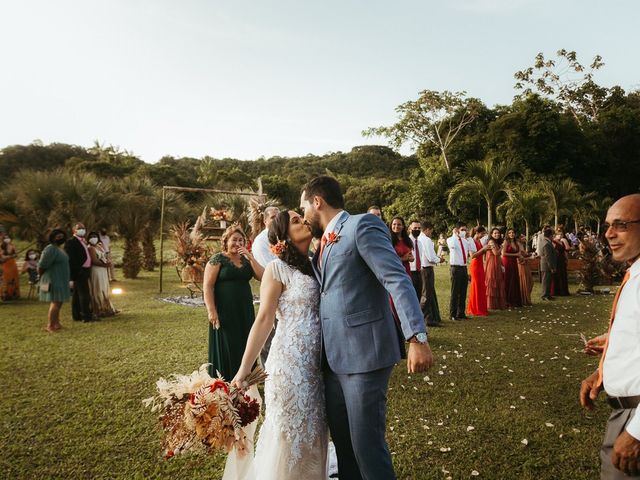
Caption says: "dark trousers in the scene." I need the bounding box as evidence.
[420,266,439,325]
[449,265,468,318]
[72,268,92,321]
[324,366,396,480]
[541,270,553,298]
[410,270,422,300]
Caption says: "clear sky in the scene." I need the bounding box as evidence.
[1,0,638,163]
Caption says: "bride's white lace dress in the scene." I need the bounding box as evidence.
[224,259,328,480]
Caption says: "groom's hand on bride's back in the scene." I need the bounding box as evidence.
[407,342,434,373]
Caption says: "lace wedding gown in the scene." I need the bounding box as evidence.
[223,259,328,480]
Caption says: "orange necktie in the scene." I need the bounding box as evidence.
[318,235,328,269]
[597,269,631,387]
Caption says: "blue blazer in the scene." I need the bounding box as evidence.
[313,212,427,374]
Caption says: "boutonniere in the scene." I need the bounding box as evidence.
[327,232,340,245]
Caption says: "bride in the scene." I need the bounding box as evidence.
[228,210,328,480]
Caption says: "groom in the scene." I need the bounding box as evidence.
[301,176,433,480]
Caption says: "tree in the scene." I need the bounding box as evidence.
[363,90,481,172]
[540,177,581,229]
[114,177,158,279]
[514,49,609,126]
[497,183,550,241]
[0,169,118,244]
[447,158,522,229]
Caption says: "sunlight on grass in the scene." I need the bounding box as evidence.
[0,266,612,479]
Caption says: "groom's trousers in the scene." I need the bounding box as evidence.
[324,365,395,480]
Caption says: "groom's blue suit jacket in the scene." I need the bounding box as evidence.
[312,212,427,374]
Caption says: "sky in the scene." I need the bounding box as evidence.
[1,0,639,163]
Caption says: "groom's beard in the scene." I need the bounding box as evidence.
[309,215,324,239]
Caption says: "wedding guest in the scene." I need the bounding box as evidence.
[250,205,280,365]
[65,222,94,322]
[203,225,264,380]
[87,232,117,317]
[21,249,40,285]
[1,235,20,300]
[502,228,523,308]
[99,228,118,282]
[252,206,280,269]
[447,222,476,320]
[485,228,507,310]
[408,220,423,299]
[538,228,557,301]
[436,234,448,261]
[418,221,444,326]
[552,226,571,296]
[467,227,489,316]
[517,234,533,306]
[389,216,414,275]
[38,229,71,332]
[367,206,382,219]
[579,193,640,479]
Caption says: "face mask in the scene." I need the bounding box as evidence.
[29,254,37,260]
[76,229,86,237]
[3,238,10,244]
[54,238,66,245]
[411,230,420,238]
[89,238,99,245]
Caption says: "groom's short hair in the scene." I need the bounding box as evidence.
[303,176,345,209]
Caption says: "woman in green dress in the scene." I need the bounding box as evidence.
[39,229,71,333]
[203,225,264,380]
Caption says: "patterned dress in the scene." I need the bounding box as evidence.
[250,259,328,479]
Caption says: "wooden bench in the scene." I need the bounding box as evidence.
[528,257,584,277]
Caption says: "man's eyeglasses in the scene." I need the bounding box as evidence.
[602,220,640,232]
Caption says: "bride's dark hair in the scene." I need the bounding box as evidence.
[268,211,314,277]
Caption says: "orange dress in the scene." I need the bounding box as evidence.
[467,239,488,316]
[518,254,533,306]
[485,241,506,310]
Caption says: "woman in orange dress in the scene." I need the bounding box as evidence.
[485,228,507,310]
[467,227,489,316]
[517,234,533,306]
[1,235,20,300]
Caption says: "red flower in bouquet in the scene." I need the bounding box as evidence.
[210,380,230,395]
[235,394,260,427]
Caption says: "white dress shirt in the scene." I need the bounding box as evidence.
[99,234,111,253]
[447,234,476,266]
[416,233,440,267]
[252,228,276,268]
[603,257,640,439]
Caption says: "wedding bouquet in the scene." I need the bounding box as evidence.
[143,364,266,458]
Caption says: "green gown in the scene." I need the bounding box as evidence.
[207,252,256,381]
[38,244,71,303]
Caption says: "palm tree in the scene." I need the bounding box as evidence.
[0,169,118,246]
[541,177,581,229]
[497,183,551,241]
[114,177,157,279]
[447,157,522,229]
[142,188,190,271]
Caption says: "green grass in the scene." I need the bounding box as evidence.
[0,266,613,479]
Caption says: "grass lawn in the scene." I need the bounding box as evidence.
[0,263,615,479]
